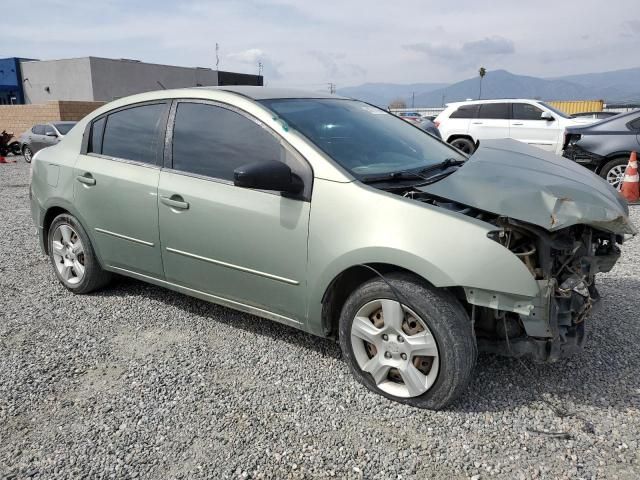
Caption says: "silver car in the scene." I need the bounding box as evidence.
[20,121,76,163]
[29,87,636,409]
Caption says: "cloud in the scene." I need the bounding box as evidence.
[404,36,515,68]
[307,51,366,80]
[227,48,282,80]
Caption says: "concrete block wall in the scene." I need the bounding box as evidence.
[0,101,104,138]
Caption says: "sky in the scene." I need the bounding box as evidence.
[2,0,639,90]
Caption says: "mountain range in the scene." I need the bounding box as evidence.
[337,67,640,108]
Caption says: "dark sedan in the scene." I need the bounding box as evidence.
[563,109,640,189]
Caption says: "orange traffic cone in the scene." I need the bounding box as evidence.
[620,151,639,202]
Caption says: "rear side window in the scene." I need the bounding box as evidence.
[512,103,544,120]
[32,125,45,135]
[172,102,282,181]
[100,103,166,164]
[89,117,106,154]
[478,103,510,119]
[450,105,480,119]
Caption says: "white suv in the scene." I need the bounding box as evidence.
[435,99,595,155]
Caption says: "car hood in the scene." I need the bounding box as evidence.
[418,139,637,235]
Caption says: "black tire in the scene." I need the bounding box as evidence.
[23,145,33,163]
[599,157,628,190]
[48,213,111,294]
[449,137,475,155]
[338,272,476,410]
[9,141,21,155]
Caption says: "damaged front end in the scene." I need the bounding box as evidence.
[470,217,621,362]
[391,139,637,362]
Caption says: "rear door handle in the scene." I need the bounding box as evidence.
[512,122,524,126]
[161,195,190,210]
[76,174,96,186]
[472,121,483,125]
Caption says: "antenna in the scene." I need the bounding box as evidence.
[327,82,336,94]
[215,43,220,69]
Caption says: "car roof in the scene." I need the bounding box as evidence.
[201,85,348,100]
[51,121,77,125]
[445,98,541,107]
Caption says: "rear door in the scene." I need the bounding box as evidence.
[469,103,510,141]
[73,101,169,278]
[510,102,560,151]
[158,100,311,322]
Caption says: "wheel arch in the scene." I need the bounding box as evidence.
[596,152,632,174]
[446,133,475,144]
[319,263,463,340]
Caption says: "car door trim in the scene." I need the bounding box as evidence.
[165,247,300,285]
[108,265,303,327]
[95,228,155,247]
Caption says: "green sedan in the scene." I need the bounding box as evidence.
[30,87,636,409]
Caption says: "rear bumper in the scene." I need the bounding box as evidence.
[562,145,602,170]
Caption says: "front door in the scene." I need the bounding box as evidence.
[509,103,560,152]
[73,101,169,278]
[158,101,311,322]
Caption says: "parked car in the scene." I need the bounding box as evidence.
[435,99,595,154]
[30,87,635,409]
[397,112,422,123]
[19,121,77,163]
[563,109,640,189]
[416,118,442,139]
[571,111,618,120]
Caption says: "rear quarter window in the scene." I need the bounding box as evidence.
[450,105,480,119]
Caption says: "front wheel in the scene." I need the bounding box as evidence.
[23,145,33,163]
[48,214,111,293]
[339,273,476,410]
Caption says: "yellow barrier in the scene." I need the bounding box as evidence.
[547,100,604,115]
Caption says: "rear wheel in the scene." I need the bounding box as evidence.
[48,214,111,293]
[449,137,475,154]
[23,146,33,163]
[600,157,628,190]
[339,273,476,410]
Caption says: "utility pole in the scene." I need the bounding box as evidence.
[258,61,263,76]
[328,82,336,94]
[441,93,446,107]
[215,43,220,70]
[411,91,415,108]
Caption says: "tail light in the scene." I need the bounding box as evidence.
[434,120,440,128]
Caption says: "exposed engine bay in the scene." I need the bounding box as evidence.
[397,187,623,362]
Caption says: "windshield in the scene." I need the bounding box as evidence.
[53,122,76,135]
[537,102,571,119]
[259,98,464,177]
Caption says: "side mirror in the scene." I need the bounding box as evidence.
[234,161,303,195]
[541,111,554,121]
[45,131,58,137]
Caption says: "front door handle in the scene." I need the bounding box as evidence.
[512,122,524,126]
[161,195,190,210]
[472,121,483,125]
[76,174,96,186]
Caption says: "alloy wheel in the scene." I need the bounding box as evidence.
[23,147,32,163]
[606,164,626,191]
[350,299,440,398]
[51,224,86,285]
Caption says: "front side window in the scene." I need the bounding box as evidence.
[260,98,465,177]
[32,125,45,135]
[172,102,282,181]
[477,103,510,119]
[44,124,56,136]
[450,104,480,119]
[627,116,640,131]
[512,103,544,120]
[54,123,75,135]
[101,103,166,164]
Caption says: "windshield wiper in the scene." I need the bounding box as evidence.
[417,158,466,176]
[361,158,465,184]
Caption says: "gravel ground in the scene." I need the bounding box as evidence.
[1,159,639,480]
